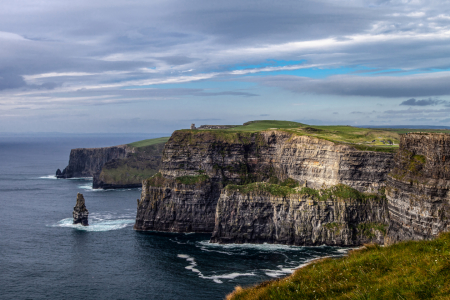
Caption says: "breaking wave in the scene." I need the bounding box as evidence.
[39,175,57,179]
[177,254,255,284]
[53,213,135,232]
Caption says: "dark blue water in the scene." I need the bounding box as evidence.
[0,135,348,299]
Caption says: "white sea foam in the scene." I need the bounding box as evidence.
[53,218,134,232]
[68,177,93,180]
[177,254,255,283]
[78,185,140,192]
[264,267,295,278]
[78,184,94,190]
[39,175,57,179]
[198,240,306,251]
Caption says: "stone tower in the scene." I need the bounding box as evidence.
[190,123,196,130]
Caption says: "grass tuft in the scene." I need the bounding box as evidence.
[175,174,209,185]
[228,232,450,300]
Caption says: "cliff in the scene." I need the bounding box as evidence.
[134,175,219,232]
[92,141,166,189]
[211,184,388,246]
[386,133,450,244]
[57,145,133,178]
[57,137,169,189]
[135,129,394,239]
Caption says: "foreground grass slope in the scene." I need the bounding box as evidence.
[228,232,450,300]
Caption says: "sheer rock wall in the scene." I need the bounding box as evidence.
[386,133,450,244]
[211,190,388,246]
[135,130,394,238]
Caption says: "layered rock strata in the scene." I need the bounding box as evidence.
[134,178,219,232]
[211,189,388,246]
[92,142,165,189]
[73,193,89,226]
[386,133,450,244]
[57,145,133,178]
[135,130,394,236]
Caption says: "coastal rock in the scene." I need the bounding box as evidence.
[56,145,134,179]
[386,133,450,244]
[211,189,388,246]
[92,142,165,189]
[73,193,89,226]
[135,130,394,237]
[134,178,219,232]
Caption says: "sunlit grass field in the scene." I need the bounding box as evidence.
[227,232,450,300]
[127,136,170,148]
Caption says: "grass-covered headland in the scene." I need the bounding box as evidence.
[188,120,450,153]
[227,232,450,300]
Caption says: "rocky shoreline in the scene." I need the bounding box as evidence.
[134,129,450,246]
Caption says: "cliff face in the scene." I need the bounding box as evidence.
[57,145,133,178]
[211,189,388,246]
[135,130,394,236]
[160,131,393,191]
[386,133,450,244]
[134,178,220,232]
[92,142,165,189]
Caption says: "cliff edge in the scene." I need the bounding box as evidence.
[134,128,394,244]
[386,132,450,244]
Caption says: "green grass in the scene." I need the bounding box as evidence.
[188,120,403,153]
[127,136,170,148]
[175,174,209,185]
[227,232,450,300]
[99,165,158,184]
[147,172,167,187]
[225,120,304,131]
[282,125,401,148]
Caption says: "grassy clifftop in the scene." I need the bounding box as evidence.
[228,232,450,300]
[127,136,170,148]
[178,120,450,153]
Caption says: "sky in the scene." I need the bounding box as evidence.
[1,0,450,133]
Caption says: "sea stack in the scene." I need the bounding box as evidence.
[73,193,89,226]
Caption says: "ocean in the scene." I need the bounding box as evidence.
[0,134,348,299]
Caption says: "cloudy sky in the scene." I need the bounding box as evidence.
[1,0,450,133]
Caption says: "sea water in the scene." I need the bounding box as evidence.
[0,134,349,299]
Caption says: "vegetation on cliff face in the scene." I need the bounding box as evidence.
[96,138,167,187]
[146,172,210,186]
[146,172,166,187]
[227,232,450,300]
[225,182,385,201]
[175,174,209,185]
[389,148,428,182]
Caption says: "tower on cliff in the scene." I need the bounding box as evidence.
[190,123,196,130]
